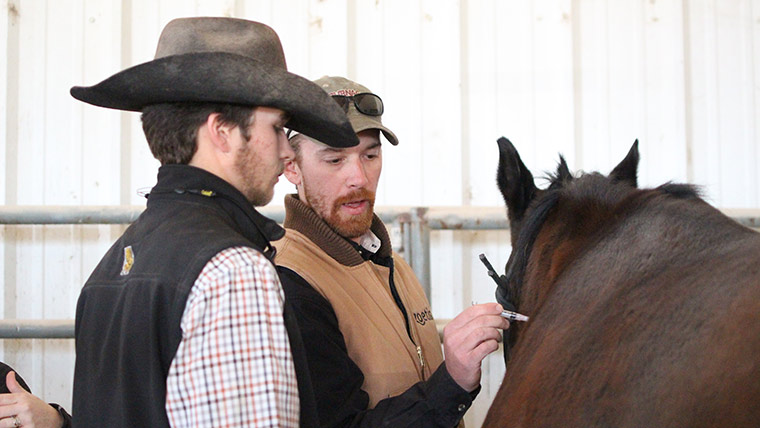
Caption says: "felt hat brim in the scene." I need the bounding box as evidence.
[71,52,358,148]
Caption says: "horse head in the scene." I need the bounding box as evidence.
[495,137,640,351]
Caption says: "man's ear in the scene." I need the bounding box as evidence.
[204,113,234,153]
[283,157,302,186]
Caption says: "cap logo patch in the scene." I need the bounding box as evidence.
[329,89,358,97]
[120,246,134,276]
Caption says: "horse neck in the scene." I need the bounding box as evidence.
[519,200,607,315]
[518,187,753,316]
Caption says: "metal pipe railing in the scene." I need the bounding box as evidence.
[0,320,74,338]
[0,205,415,226]
[0,319,453,341]
[1,205,759,339]
[0,205,147,224]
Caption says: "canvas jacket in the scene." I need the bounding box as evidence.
[275,194,475,428]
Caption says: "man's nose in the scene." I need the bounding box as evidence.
[279,133,295,160]
[345,157,368,188]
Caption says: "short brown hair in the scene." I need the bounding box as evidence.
[141,103,255,165]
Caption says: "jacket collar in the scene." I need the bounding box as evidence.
[147,164,285,258]
[282,193,391,266]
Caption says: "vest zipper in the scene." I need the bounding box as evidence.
[387,260,413,343]
[387,259,426,374]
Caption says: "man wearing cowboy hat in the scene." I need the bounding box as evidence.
[71,18,357,427]
[276,76,508,427]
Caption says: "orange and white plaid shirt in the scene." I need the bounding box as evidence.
[166,246,299,427]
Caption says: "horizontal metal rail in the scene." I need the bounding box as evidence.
[2,205,756,228]
[1,205,758,339]
[0,205,413,226]
[0,318,452,340]
[0,206,147,225]
[0,320,74,339]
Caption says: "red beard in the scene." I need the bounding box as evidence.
[325,189,376,239]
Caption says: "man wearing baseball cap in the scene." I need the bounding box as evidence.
[276,76,508,427]
[71,19,357,427]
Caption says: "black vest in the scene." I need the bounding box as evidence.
[72,165,312,427]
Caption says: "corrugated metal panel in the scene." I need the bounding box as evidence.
[1,0,759,425]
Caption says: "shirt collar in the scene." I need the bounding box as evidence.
[357,230,381,254]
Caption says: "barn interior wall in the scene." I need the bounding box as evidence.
[1,1,758,426]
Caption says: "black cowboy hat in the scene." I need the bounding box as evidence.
[70,17,358,148]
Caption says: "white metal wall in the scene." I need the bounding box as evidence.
[2,1,759,426]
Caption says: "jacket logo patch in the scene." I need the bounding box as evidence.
[120,246,134,276]
[413,308,434,326]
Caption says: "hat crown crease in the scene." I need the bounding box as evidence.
[154,17,287,70]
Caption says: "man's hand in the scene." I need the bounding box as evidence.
[442,303,510,392]
[0,371,64,428]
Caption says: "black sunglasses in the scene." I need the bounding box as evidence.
[331,93,384,116]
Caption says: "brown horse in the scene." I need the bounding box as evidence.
[482,138,760,428]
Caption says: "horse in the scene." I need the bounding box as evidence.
[481,137,760,428]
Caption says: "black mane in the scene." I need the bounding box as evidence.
[657,182,701,199]
[504,189,561,310]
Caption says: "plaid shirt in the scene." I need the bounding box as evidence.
[166,246,299,427]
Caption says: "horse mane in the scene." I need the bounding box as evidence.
[657,182,701,199]
[504,182,563,310]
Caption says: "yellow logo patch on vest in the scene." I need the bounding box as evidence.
[120,246,134,276]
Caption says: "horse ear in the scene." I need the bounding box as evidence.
[556,156,572,184]
[609,140,639,187]
[497,137,537,223]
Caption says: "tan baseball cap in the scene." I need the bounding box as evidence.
[312,76,399,145]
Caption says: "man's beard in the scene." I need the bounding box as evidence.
[304,182,375,239]
[235,138,281,206]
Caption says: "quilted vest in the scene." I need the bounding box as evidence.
[275,195,444,407]
[73,165,285,427]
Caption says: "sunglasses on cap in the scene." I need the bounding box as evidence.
[331,93,384,116]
